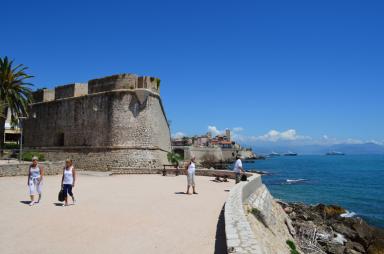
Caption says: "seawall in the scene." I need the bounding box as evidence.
[225,174,296,253]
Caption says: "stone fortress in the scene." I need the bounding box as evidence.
[23,73,172,171]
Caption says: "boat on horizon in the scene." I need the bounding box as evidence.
[284,151,298,156]
[269,152,281,157]
[326,151,345,156]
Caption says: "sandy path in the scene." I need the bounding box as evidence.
[0,174,233,254]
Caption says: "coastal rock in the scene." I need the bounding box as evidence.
[325,243,345,254]
[345,249,363,254]
[367,238,384,254]
[314,204,346,219]
[333,223,358,239]
[280,202,384,254]
[345,241,365,253]
[284,206,294,214]
[351,218,374,248]
[332,233,348,245]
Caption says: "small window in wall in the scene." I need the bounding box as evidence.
[55,133,64,146]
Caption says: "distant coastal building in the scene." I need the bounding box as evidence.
[171,129,255,162]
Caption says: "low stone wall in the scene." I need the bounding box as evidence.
[0,161,65,177]
[110,167,247,179]
[184,147,224,162]
[35,148,168,171]
[225,174,296,253]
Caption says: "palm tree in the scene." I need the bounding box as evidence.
[0,57,33,155]
[167,151,182,166]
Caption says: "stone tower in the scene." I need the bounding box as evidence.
[23,73,171,171]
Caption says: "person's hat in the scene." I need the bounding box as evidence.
[32,156,38,161]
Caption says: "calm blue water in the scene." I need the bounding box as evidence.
[243,155,384,228]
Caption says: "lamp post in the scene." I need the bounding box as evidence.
[18,117,27,162]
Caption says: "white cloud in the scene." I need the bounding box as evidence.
[207,125,224,136]
[344,138,364,144]
[205,127,383,147]
[172,132,186,139]
[233,127,244,132]
[256,129,310,142]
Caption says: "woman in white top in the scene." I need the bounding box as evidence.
[185,157,198,195]
[27,156,44,206]
[61,159,76,206]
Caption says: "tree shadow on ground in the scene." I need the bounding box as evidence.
[214,204,227,254]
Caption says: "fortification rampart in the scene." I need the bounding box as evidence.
[24,73,171,171]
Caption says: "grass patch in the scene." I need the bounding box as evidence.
[249,207,269,228]
[286,240,300,254]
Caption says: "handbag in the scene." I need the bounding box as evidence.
[241,174,248,181]
[58,188,65,202]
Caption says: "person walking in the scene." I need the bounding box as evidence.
[186,157,198,195]
[27,156,44,206]
[233,155,245,184]
[61,159,76,206]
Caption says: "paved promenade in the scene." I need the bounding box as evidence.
[0,174,232,254]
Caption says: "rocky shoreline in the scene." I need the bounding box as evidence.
[278,201,384,254]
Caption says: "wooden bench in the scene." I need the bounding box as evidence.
[162,164,181,176]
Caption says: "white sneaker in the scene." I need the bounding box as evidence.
[29,201,35,206]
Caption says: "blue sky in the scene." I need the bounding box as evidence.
[3,0,384,145]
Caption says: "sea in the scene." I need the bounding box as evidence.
[242,155,384,228]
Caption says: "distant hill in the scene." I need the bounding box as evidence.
[250,142,384,155]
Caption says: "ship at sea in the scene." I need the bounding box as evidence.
[269,152,281,157]
[326,151,345,156]
[284,151,298,156]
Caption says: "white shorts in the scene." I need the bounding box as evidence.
[29,178,42,195]
[187,173,195,186]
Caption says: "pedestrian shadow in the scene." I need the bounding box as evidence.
[20,201,30,205]
[53,202,63,206]
[214,204,227,254]
[174,192,186,195]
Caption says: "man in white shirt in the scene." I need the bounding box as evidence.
[233,155,245,184]
[186,157,198,195]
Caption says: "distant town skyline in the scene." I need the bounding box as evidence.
[3,0,384,145]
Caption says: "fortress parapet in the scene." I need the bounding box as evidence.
[88,74,160,94]
[24,73,171,171]
[32,74,161,103]
[32,89,55,103]
[55,83,88,100]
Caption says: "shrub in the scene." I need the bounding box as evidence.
[4,143,19,149]
[22,151,45,162]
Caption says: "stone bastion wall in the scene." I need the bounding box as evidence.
[23,74,171,171]
[225,174,297,254]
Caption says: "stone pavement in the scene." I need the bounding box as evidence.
[0,174,232,254]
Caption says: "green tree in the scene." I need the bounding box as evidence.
[0,57,33,155]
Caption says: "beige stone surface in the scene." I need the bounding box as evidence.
[0,174,232,254]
